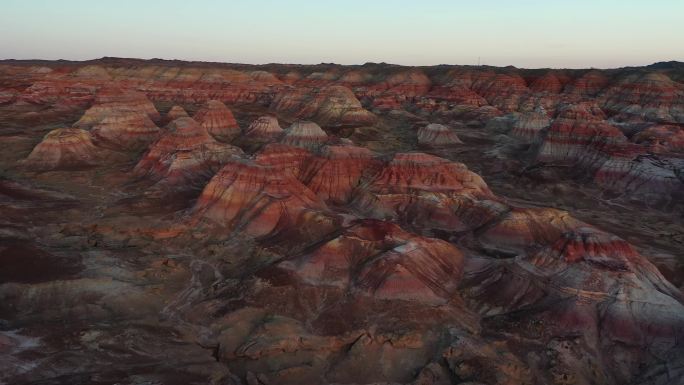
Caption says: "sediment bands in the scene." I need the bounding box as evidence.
[2,58,684,385]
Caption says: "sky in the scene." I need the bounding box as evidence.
[0,0,682,69]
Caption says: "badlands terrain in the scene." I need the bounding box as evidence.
[0,57,682,385]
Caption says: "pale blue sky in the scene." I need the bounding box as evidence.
[0,0,682,68]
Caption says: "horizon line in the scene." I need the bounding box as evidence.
[1,56,682,71]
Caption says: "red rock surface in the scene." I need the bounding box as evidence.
[281,120,329,150]
[472,73,529,112]
[165,105,189,122]
[134,117,242,189]
[243,115,284,140]
[353,153,498,231]
[16,66,103,107]
[423,69,489,109]
[281,219,464,304]
[295,70,340,87]
[537,103,627,167]
[529,72,565,93]
[0,90,16,105]
[565,69,610,96]
[416,123,463,147]
[366,70,432,110]
[2,58,684,385]
[380,70,432,96]
[467,225,684,381]
[271,85,376,126]
[249,70,284,85]
[192,100,240,141]
[89,109,160,150]
[192,159,329,237]
[422,85,488,111]
[21,127,100,170]
[337,70,373,87]
[255,143,312,179]
[280,71,302,84]
[300,145,379,204]
[74,88,161,127]
[359,152,492,197]
[601,72,684,124]
[532,102,684,204]
[479,207,584,253]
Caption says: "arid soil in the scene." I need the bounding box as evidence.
[0,58,682,385]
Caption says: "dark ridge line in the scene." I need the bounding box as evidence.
[0,57,682,74]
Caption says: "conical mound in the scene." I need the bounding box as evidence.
[134,117,242,188]
[417,123,463,147]
[244,115,284,140]
[166,105,189,121]
[90,108,160,150]
[255,143,312,179]
[281,120,329,150]
[193,100,240,141]
[192,159,328,237]
[300,145,379,204]
[22,128,100,171]
[74,88,160,128]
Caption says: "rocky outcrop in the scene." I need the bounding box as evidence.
[134,117,242,189]
[535,103,684,204]
[281,121,329,150]
[423,69,490,109]
[565,70,610,96]
[337,70,373,87]
[243,115,284,140]
[379,70,432,97]
[460,105,504,126]
[74,88,160,128]
[601,72,684,124]
[529,72,565,93]
[192,159,330,237]
[300,145,379,204]
[485,113,519,133]
[280,71,302,84]
[193,100,240,141]
[509,107,551,141]
[359,152,492,198]
[165,105,189,121]
[466,225,684,385]
[255,143,311,179]
[4,59,684,385]
[57,88,163,151]
[21,128,100,171]
[281,219,464,305]
[422,85,488,112]
[594,151,684,204]
[110,66,277,105]
[249,70,283,85]
[271,85,376,126]
[417,123,463,147]
[472,73,529,112]
[16,67,101,107]
[367,70,432,110]
[537,103,627,168]
[478,207,584,253]
[90,109,160,150]
[352,153,497,231]
[633,124,684,153]
[0,90,16,105]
